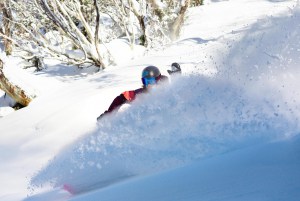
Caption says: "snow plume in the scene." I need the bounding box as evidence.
[218,2,300,119]
[30,73,300,194]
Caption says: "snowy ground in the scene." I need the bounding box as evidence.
[1,0,300,201]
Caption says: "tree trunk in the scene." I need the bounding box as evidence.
[138,15,147,46]
[148,0,165,20]
[0,59,33,106]
[127,0,148,46]
[94,0,106,68]
[170,0,190,40]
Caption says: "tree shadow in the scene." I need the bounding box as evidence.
[265,0,287,2]
[34,62,99,80]
[176,37,212,45]
[210,0,229,2]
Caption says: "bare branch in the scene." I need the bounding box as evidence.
[0,58,34,106]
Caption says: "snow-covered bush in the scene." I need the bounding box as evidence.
[0,0,193,68]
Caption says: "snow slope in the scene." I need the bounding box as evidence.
[67,135,300,201]
[1,0,300,200]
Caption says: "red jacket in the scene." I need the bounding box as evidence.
[103,87,146,115]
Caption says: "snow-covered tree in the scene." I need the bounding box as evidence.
[0,0,194,68]
[0,0,13,55]
[0,0,108,68]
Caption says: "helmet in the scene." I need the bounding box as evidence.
[141,66,161,86]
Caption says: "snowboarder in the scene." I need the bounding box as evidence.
[97,64,181,120]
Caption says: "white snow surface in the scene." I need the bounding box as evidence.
[1,0,300,200]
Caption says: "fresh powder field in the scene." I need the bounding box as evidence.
[1,0,300,200]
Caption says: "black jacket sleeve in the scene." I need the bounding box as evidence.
[97,94,127,120]
[106,94,127,113]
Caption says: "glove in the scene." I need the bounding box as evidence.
[97,112,106,121]
[97,114,103,121]
[167,62,181,75]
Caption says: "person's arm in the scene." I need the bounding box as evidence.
[97,90,138,120]
[97,94,127,120]
[106,94,128,113]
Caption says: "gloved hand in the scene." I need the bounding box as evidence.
[167,62,181,75]
[97,112,107,121]
[97,114,104,121]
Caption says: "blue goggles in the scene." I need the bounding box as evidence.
[142,77,157,86]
